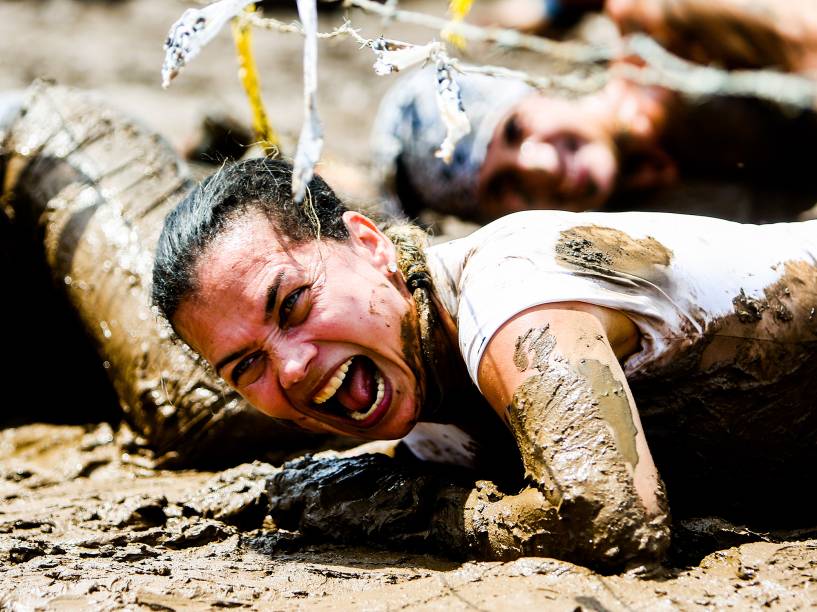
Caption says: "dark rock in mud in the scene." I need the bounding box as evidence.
[266,454,473,557]
[2,538,49,564]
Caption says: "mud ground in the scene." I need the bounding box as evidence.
[3,0,817,609]
[3,423,817,609]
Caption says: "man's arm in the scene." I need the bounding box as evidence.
[606,0,817,75]
[475,302,669,567]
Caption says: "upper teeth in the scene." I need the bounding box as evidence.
[313,357,353,404]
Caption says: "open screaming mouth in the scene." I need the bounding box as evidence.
[312,355,388,424]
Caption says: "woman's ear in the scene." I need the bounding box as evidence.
[342,210,396,270]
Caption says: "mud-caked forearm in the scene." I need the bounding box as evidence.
[504,330,670,567]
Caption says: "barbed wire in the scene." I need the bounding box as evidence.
[239,4,817,109]
[161,0,817,201]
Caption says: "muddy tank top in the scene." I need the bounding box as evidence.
[411,210,817,511]
[425,210,817,388]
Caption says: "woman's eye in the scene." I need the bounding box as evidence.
[231,352,265,387]
[279,287,309,327]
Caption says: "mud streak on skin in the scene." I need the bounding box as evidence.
[502,325,668,566]
[577,358,639,469]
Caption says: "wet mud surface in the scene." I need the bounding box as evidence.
[3,423,817,609]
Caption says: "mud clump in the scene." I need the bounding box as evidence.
[97,494,168,529]
[555,225,673,279]
[732,288,766,322]
[184,461,277,529]
[266,454,473,556]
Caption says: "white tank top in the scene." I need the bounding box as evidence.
[426,210,817,387]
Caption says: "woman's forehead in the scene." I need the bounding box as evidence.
[215,210,290,252]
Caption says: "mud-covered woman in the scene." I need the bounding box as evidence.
[152,157,817,570]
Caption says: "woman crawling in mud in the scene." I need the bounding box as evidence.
[152,158,817,570]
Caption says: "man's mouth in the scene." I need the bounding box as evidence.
[311,355,391,427]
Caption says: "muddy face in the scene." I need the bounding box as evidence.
[174,211,425,441]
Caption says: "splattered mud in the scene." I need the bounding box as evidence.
[555,225,673,282]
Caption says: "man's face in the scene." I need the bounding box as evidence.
[478,93,619,219]
[174,210,425,440]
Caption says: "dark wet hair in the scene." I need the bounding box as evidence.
[152,158,349,324]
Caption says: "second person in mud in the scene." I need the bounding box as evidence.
[152,158,817,568]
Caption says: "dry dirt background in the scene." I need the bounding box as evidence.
[2,0,817,609]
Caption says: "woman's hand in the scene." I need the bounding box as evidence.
[476,302,670,567]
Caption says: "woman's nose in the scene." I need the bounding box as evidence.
[276,340,318,390]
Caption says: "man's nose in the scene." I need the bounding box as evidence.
[276,340,318,390]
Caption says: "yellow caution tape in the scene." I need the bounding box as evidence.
[442,0,475,50]
[231,6,279,155]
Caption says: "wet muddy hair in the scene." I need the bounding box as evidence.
[152,158,349,324]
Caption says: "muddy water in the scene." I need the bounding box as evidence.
[1,83,320,467]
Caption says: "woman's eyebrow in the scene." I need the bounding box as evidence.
[216,347,249,378]
[263,270,286,322]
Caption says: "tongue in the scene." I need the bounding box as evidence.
[335,357,376,413]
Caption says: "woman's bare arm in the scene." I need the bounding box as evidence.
[474,302,669,567]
